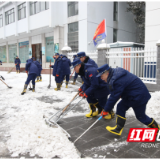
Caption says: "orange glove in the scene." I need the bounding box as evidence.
[49,65,52,67]
[79,91,84,97]
[78,88,82,92]
[15,64,17,66]
[101,111,109,118]
[26,71,28,73]
[56,74,59,77]
[83,93,88,98]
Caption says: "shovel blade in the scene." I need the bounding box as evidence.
[8,86,12,89]
[47,84,51,89]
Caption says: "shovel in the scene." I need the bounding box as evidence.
[0,79,12,89]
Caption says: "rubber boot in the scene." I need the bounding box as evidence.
[32,85,35,92]
[21,84,28,95]
[16,70,18,74]
[104,110,115,120]
[18,70,20,73]
[148,118,160,133]
[66,81,69,88]
[39,76,42,82]
[82,81,84,84]
[35,77,39,82]
[106,115,126,136]
[54,83,61,91]
[92,102,102,117]
[85,103,96,118]
[71,79,76,85]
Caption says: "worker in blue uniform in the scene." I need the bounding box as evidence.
[50,53,63,91]
[97,64,160,135]
[15,56,21,73]
[21,57,41,95]
[71,55,78,85]
[71,59,114,119]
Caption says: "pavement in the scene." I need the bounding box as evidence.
[58,115,160,158]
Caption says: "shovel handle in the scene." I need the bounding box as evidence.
[62,92,79,112]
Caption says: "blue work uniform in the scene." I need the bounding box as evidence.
[81,64,110,108]
[15,58,21,70]
[61,55,71,82]
[25,59,42,86]
[104,67,152,125]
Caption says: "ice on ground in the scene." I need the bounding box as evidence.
[0,71,88,158]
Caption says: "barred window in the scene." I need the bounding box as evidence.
[30,1,49,16]
[68,2,78,17]
[0,14,2,27]
[68,22,78,52]
[18,2,26,20]
[113,2,118,21]
[5,8,15,25]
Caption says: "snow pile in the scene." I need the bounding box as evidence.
[0,71,86,158]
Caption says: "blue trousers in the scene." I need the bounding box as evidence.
[74,73,78,79]
[25,73,37,86]
[16,65,20,70]
[55,75,63,83]
[116,100,152,125]
[62,75,69,82]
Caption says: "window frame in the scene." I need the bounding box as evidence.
[30,1,49,16]
[18,2,26,21]
[5,8,15,25]
[68,22,79,52]
[0,14,3,28]
[68,2,78,17]
[113,2,118,21]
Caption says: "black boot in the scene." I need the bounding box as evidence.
[92,102,102,116]
[148,118,160,130]
[106,115,126,135]
[85,103,96,118]
[21,84,28,95]
[32,85,35,92]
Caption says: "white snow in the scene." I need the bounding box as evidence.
[1,70,160,158]
[0,71,89,158]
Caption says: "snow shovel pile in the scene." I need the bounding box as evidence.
[0,76,12,89]
[44,92,84,139]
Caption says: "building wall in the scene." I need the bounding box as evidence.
[87,2,138,51]
[145,2,160,47]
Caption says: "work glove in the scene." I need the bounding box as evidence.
[79,91,84,97]
[101,110,109,118]
[78,88,82,92]
[26,71,28,73]
[56,74,59,77]
[49,65,52,67]
[82,93,88,98]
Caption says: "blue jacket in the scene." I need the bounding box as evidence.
[51,56,63,76]
[81,64,110,98]
[104,67,151,112]
[25,59,41,76]
[61,55,71,75]
[15,58,21,65]
[84,56,98,68]
[0,60,2,65]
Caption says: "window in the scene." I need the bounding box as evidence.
[18,3,26,20]
[0,14,2,27]
[5,8,15,25]
[113,29,117,42]
[30,2,49,16]
[113,2,118,21]
[68,22,78,52]
[68,2,78,17]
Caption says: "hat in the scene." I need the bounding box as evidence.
[16,56,18,58]
[77,52,86,58]
[55,53,60,56]
[71,58,82,69]
[96,64,110,77]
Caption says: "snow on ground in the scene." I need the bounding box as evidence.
[1,71,160,158]
[0,71,89,158]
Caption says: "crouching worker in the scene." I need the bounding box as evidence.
[97,64,160,136]
[71,59,114,119]
[21,57,41,95]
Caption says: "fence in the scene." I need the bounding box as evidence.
[106,47,157,83]
[67,48,157,84]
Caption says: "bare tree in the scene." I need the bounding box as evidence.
[126,2,145,43]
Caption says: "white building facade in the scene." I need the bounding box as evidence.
[0,1,138,69]
[145,1,160,47]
